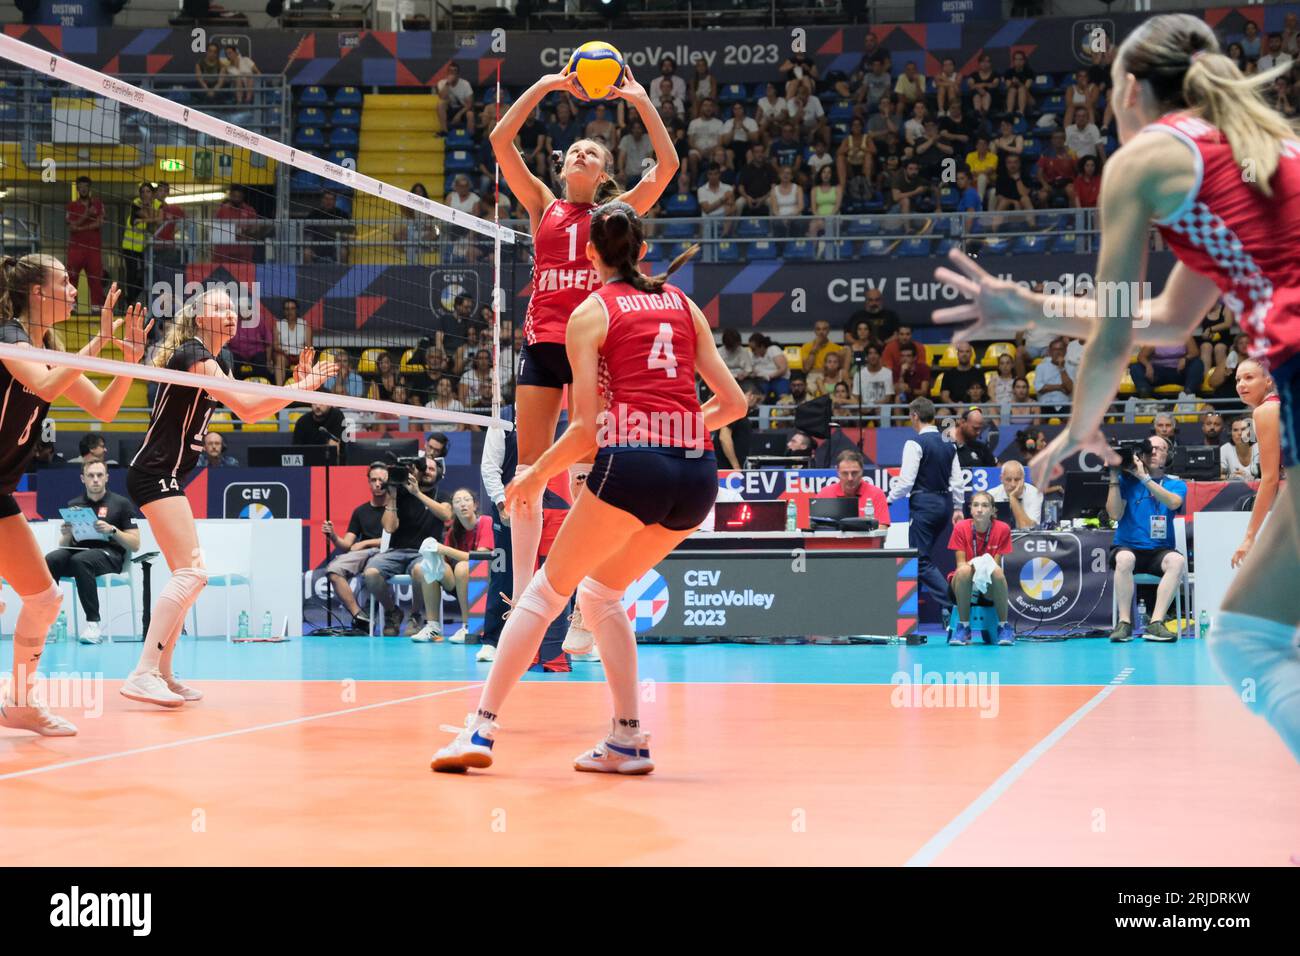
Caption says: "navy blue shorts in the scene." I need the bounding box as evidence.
[0,493,21,520]
[518,342,572,390]
[1273,352,1300,469]
[587,447,718,531]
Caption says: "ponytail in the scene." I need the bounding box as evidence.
[590,201,700,294]
[155,287,216,367]
[0,253,66,348]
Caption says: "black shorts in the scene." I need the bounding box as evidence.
[587,447,718,531]
[127,467,186,509]
[1273,352,1300,469]
[517,342,572,390]
[0,493,21,519]
[1109,545,1176,575]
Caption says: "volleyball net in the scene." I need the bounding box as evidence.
[0,33,522,431]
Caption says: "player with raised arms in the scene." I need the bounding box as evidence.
[431,201,746,774]
[489,60,680,656]
[933,14,1300,760]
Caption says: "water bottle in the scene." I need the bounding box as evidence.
[261,611,274,639]
[1044,499,1059,529]
[237,611,250,640]
[56,611,66,643]
[1199,611,1209,640]
[864,497,875,523]
[785,500,797,532]
[1136,599,1147,632]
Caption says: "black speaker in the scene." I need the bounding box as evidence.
[266,0,285,15]
[181,0,212,17]
[794,396,833,440]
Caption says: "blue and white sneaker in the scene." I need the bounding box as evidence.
[431,713,498,773]
[948,623,971,646]
[574,721,654,775]
[996,622,1016,646]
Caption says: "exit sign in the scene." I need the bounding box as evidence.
[159,158,186,171]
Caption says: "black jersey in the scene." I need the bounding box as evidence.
[131,338,229,478]
[0,320,52,494]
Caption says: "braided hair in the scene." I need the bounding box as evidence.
[588,201,698,294]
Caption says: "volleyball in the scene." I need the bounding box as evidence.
[564,41,626,101]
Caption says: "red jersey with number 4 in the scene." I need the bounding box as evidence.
[524,199,599,346]
[1146,113,1300,368]
[591,280,712,452]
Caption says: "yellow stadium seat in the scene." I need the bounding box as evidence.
[357,348,388,375]
[938,345,961,368]
[246,376,271,385]
[1118,370,1136,396]
[400,348,425,374]
[981,342,1016,368]
[783,345,803,373]
[1026,369,1036,395]
[924,344,948,368]
[208,410,236,432]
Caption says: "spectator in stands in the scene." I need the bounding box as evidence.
[852,31,890,81]
[990,460,1042,529]
[654,77,686,118]
[891,342,931,408]
[294,403,347,454]
[935,57,962,114]
[938,100,973,154]
[817,450,890,523]
[893,61,925,111]
[1222,415,1258,480]
[849,288,899,346]
[735,143,776,215]
[1007,377,1040,425]
[857,58,893,115]
[367,351,406,406]
[802,139,835,187]
[775,372,809,415]
[1226,41,1247,72]
[1003,50,1035,116]
[1151,412,1179,449]
[698,163,736,234]
[584,101,617,150]
[446,176,486,262]
[303,189,352,265]
[403,345,455,407]
[988,352,1016,406]
[749,332,789,398]
[993,117,1025,159]
[325,350,366,398]
[687,57,718,117]
[615,118,654,189]
[889,159,939,216]
[967,55,999,118]
[120,182,158,305]
[902,101,928,147]
[1065,106,1104,162]
[1268,73,1295,116]
[779,50,819,99]
[993,153,1034,220]
[946,490,1015,645]
[69,434,117,467]
[226,306,274,382]
[787,87,829,149]
[196,431,239,468]
[687,98,725,181]
[1014,306,1057,378]
[427,376,470,430]
[1241,21,1262,63]
[45,461,139,646]
[938,343,983,408]
[844,317,874,365]
[767,165,806,235]
[515,108,550,179]
[28,435,67,472]
[1200,410,1224,448]
[222,46,260,106]
[436,61,475,134]
[800,320,840,374]
[836,117,875,188]
[866,95,900,149]
[151,181,184,275]
[459,349,494,410]
[720,328,753,386]
[770,122,804,173]
[1284,13,1300,57]
[808,350,850,399]
[393,182,439,265]
[887,398,964,619]
[999,426,1046,466]
[913,118,953,179]
[964,135,998,206]
[195,42,228,105]
[719,104,759,173]
[755,82,788,140]
[851,343,894,408]
[1033,337,1074,415]
[658,55,688,106]
[1259,33,1294,73]
[1072,154,1102,209]
[546,99,582,165]
[271,298,310,387]
[716,382,764,471]
[1106,436,1186,643]
[1130,339,1205,400]
[954,407,997,468]
[1206,331,1252,401]
[451,322,487,376]
[1064,70,1098,126]
[65,175,106,312]
[1035,130,1077,208]
[214,185,262,264]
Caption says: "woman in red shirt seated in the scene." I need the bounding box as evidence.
[1072,154,1102,208]
[947,490,1015,645]
[411,488,494,645]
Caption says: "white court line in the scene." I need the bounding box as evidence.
[0,682,482,784]
[904,667,1135,867]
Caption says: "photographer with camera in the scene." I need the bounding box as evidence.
[1106,435,1187,643]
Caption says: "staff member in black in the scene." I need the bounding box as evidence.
[122,288,334,709]
[46,460,140,645]
[886,397,965,620]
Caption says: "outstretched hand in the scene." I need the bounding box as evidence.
[931,247,1038,345]
[114,301,154,364]
[1029,429,1119,492]
[293,348,338,391]
[98,283,124,340]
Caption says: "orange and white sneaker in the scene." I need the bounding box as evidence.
[0,693,78,736]
[164,674,203,702]
[431,713,498,773]
[574,721,653,775]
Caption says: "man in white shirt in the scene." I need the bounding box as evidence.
[697,164,735,235]
[1258,33,1294,73]
[852,344,895,406]
[437,62,476,133]
[617,119,655,187]
[687,98,725,180]
[1033,337,1074,414]
[894,62,926,110]
[989,460,1043,529]
[1064,107,1103,161]
[787,90,827,143]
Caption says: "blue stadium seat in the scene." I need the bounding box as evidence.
[736,218,770,239]
[833,240,857,259]
[750,83,769,100]
[326,149,357,168]
[981,236,1012,254]
[445,129,474,150]
[291,169,323,192]
[1022,142,1042,165]
[860,239,892,257]
[1011,116,1029,135]
[642,242,665,264]
[0,81,16,100]
[898,237,932,257]
[443,149,475,171]
[669,241,697,261]
[663,194,700,217]
[1012,234,1052,255]
[1031,74,1055,95]
[333,86,362,107]
[844,217,880,237]
[661,218,696,238]
[296,107,327,127]
[299,86,330,107]
[715,241,741,263]
[939,186,959,212]
[294,126,325,149]
[748,240,778,261]
[937,238,962,255]
[330,107,361,128]
[165,86,192,105]
[263,87,284,105]
[1052,232,1080,254]
[718,84,747,105]
[784,239,815,261]
[862,192,886,214]
[328,126,360,149]
[828,99,856,123]
[1041,93,1067,116]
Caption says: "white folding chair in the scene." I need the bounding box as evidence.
[60,566,138,642]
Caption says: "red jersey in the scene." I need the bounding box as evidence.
[524,199,599,345]
[1147,113,1300,368]
[214,201,259,263]
[591,280,711,452]
[65,197,104,250]
[947,518,1012,561]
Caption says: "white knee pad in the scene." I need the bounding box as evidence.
[514,566,570,622]
[569,462,595,500]
[577,577,625,629]
[15,583,62,644]
[166,566,209,605]
[1208,611,1300,718]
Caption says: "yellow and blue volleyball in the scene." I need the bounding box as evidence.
[564,41,626,101]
